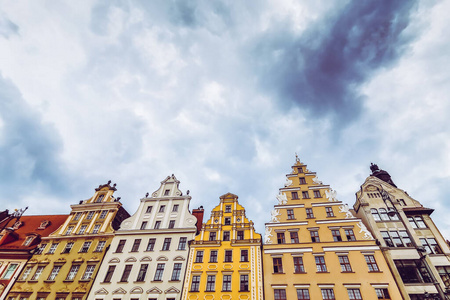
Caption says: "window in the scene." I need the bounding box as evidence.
[274,289,287,300]
[146,206,152,213]
[92,224,101,234]
[116,240,126,253]
[297,288,310,300]
[178,237,187,250]
[164,189,170,195]
[206,275,215,291]
[154,221,161,229]
[23,236,34,246]
[395,259,432,283]
[365,255,379,272]
[302,191,310,199]
[438,266,450,288]
[306,208,314,218]
[290,231,299,243]
[298,167,303,173]
[86,211,95,220]
[399,231,413,247]
[169,220,175,229]
[31,266,45,280]
[131,239,141,252]
[154,263,164,281]
[224,217,231,225]
[241,250,248,262]
[172,204,179,212]
[315,256,327,272]
[225,205,231,213]
[314,190,321,198]
[81,265,95,280]
[420,238,442,254]
[277,232,285,244]
[191,275,201,292]
[292,192,299,200]
[146,238,156,251]
[99,210,108,219]
[79,241,91,253]
[223,231,230,241]
[103,265,115,282]
[293,257,305,273]
[74,212,83,220]
[35,243,47,254]
[321,289,335,300]
[222,274,231,291]
[120,265,132,282]
[331,229,342,242]
[224,250,233,262]
[375,288,391,299]
[273,257,283,273]
[310,230,320,243]
[47,266,61,281]
[299,177,306,184]
[159,205,165,212]
[348,289,363,300]
[20,266,33,280]
[95,194,104,202]
[325,207,334,217]
[210,250,218,262]
[195,251,204,263]
[414,216,427,228]
[136,264,148,281]
[171,263,182,281]
[209,232,217,241]
[65,265,80,281]
[381,231,394,247]
[287,209,295,219]
[65,226,74,235]
[237,230,244,240]
[379,208,390,221]
[390,231,404,247]
[78,225,87,235]
[345,229,356,241]
[47,243,59,254]
[240,274,249,291]
[339,256,352,272]
[399,199,406,206]
[62,242,74,254]
[140,221,147,230]
[162,238,171,251]
[371,209,381,221]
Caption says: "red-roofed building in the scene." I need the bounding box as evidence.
[0,213,68,299]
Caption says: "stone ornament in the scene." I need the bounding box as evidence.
[264,226,273,244]
[357,221,374,240]
[284,179,293,187]
[276,192,288,205]
[325,189,338,202]
[269,209,281,223]
[339,204,354,219]
[312,176,323,185]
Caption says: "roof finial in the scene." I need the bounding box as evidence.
[145,192,149,198]
[295,153,300,163]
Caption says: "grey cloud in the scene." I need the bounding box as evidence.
[0,13,19,38]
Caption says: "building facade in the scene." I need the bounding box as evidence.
[0,214,68,300]
[7,181,129,300]
[262,156,402,300]
[353,164,450,300]
[182,192,263,300]
[88,174,200,300]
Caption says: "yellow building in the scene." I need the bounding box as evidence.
[6,181,129,300]
[182,193,263,300]
[262,156,403,300]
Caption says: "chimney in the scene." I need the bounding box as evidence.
[192,206,204,235]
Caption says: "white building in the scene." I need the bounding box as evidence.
[88,175,199,300]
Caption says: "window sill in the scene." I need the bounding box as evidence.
[273,272,285,275]
[169,280,181,282]
[134,280,145,283]
[151,280,162,282]
[239,290,249,292]
[190,291,199,293]
[294,272,306,274]
[316,271,329,273]
[78,279,91,282]
[341,271,354,273]
[205,290,215,292]
[44,280,55,283]
[368,271,383,273]
[240,260,249,263]
[27,280,38,283]
[63,280,74,282]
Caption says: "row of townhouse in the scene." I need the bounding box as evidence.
[1,157,449,300]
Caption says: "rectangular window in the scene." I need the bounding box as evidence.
[415,216,427,228]
[222,274,231,291]
[223,231,230,241]
[31,266,45,280]
[390,231,404,247]
[287,209,295,219]
[162,238,171,251]
[306,208,314,218]
[225,205,231,213]
[120,265,132,282]
[209,232,217,241]
[297,167,303,173]
[325,207,334,217]
[399,231,413,247]
[206,275,216,292]
[140,221,147,230]
[237,230,244,240]
[302,191,310,199]
[375,288,391,299]
[154,221,161,229]
[299,177,306,184]
[297,288,310,300]
[195,250,204,263]
[131,239,141,252]
[62,242,74,254]
[314,190,321,198]
[381,231,394,247]
[79,241,91,253]
[321,289,335,300]
[345,229,356,241]
[103,265,115,283]
[47,266,61,281]
[339,256,352,272]
[65,226,74,235]
[191,275,201,292]
[290,231,299,243]
[47,243,59,254]
[210,250,218,262]
[81,265,95,280]
[274,289,287,300]
[35,243,47,254]
[331,229,342,242]
[168,220,175,229]
[159,205,165,212]
[365,255,379,272]
[310,230,320,243]
[315,256,327,272]
[224,250,233,262]
[136,264,148,282]
[171,263,182,281]
[95,194,104,202]
[438,266,450,288]
[92,224,101,234]
[240,274,249,292]
[146,206,153,213]
[224,217,231,225]
[178,237,187,250]
[421,238,442,254]
[78,225,87,234]
[86,211,95,220]
[395,259,432,283]
[172,204,179,212]
[164,189,170,195]
[293,256,305,273]
[100,210,108,219]
[277,232,285,244]
[291,192,299,200]
[241,250,249,262]
[147,238,156,251]
[74,212,83,220]
[273,257,283,273]
[20,266,33,280]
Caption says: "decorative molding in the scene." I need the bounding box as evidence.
[357,221,374,240]
[339,204,355,219]
[325,189,338,202]
[269,210,281,223]
[264,226,273,244]
[276,193,288,205]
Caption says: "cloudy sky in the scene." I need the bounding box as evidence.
[1,1,449,237]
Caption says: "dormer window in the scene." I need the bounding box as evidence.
[86,211,95,220]
[23,236,35,246]
[73,212,83,221]
[164,189,170,196]
[95,194,105,203]
[13,221,23,230]
[37,220,50,230]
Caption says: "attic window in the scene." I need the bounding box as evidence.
[23,236,35,246]
[164,189,170,196]
[37,220,50,230]
[95,194,105,203]
[13,221,23,230]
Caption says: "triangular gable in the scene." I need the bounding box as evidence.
[140,256,152,262]
[125,257,137,262]
[95,288,108,295]
[130,287,143,294]
[146,287,163,294]
[164,286,180,294]
[112,287,127,294]
[173,256,185,261]
[220,192,238,199]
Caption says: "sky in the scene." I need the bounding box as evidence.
[0,0,449,238]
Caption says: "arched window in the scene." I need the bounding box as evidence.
[371,209,381,221]
[379,208,390,221]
